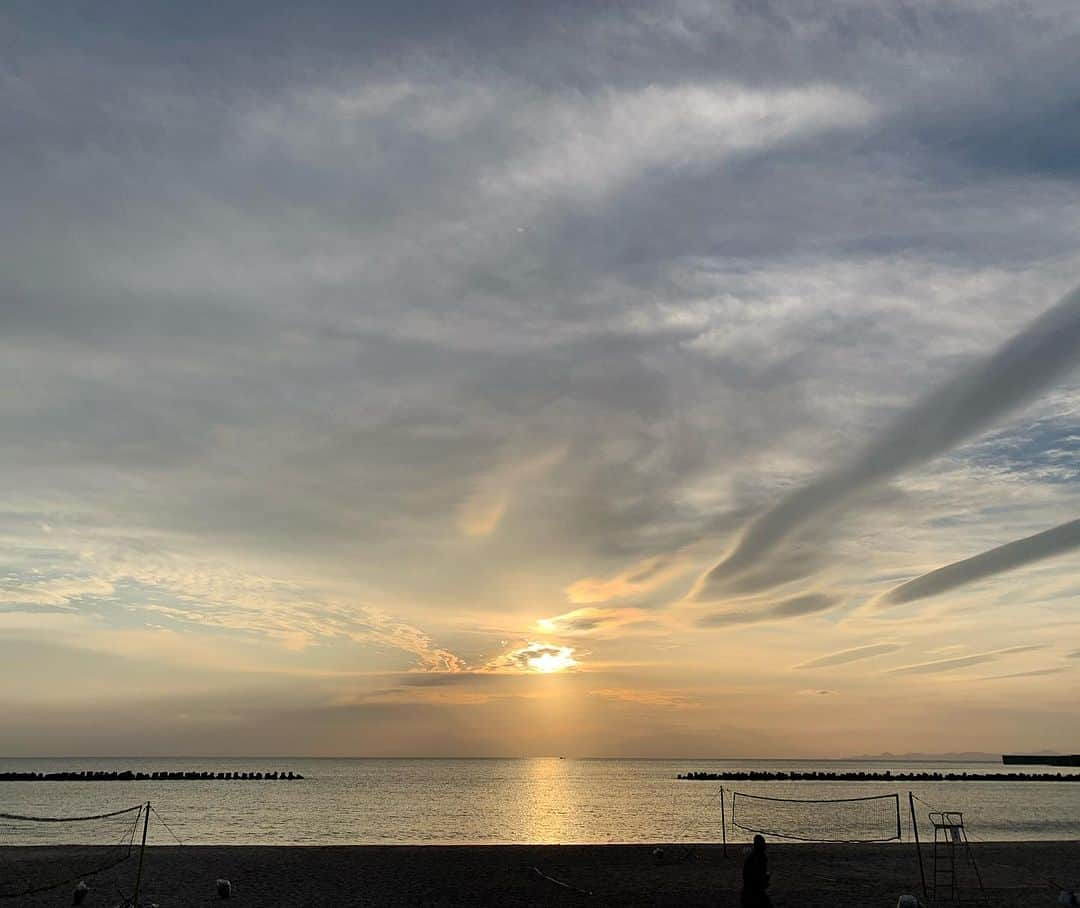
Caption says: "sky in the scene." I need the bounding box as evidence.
[2,0,1079,758]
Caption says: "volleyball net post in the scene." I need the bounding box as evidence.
[720,786,727,857]
[132,801,150,908]
[909,791,927,901]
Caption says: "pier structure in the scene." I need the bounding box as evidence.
[0,770,305,782]
[678,769,1080,782]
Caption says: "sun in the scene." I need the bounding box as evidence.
[524,643,578,674]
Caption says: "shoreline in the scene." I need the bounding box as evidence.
[5,842,1078,906]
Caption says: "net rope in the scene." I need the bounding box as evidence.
[730,790,901,843]
[0,803,144,899]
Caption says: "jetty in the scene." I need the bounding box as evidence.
[0,770,304,782]
[1002,754,1080,767]
[677,769,1080,782]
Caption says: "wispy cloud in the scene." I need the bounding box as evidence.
[457,444,567,537]
[874,518,1080,608]
[698,593,838,627]
[565,555,685,605]
[793,643,904,670]
[589,687,697,708]
[699,286,1080,595]
[976,667,1068,681]
[535,606,647,637]
[885,645,1044,675]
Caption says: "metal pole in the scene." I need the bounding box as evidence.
[132,801,150,908]
[720,786,727,857]
[909,791,927,902]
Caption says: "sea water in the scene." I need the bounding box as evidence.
[1,757,1079,845]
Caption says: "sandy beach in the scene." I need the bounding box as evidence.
[5,842,1078,907]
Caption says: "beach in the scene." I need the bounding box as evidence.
[6,842,1078,906]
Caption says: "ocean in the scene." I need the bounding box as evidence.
[2,757,1079,845]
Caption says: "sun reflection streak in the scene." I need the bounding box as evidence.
[521,757,573,842]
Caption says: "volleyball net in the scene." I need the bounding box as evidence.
[729,790,902,843]
[0,803,145,900]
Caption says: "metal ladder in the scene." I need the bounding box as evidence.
[928,811,988,906]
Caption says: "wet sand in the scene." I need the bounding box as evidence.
[5,842,1078,906]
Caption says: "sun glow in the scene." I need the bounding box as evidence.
[526,645,577,673]
[483,641,580,674]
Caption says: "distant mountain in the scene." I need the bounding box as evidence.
[844,751,1015,763]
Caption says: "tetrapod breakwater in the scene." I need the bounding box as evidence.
[677,770,1080,782]
[0,770,304,782]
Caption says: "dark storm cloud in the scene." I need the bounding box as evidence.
[876,518,1080,608]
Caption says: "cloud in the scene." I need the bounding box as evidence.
[0,575,116,608]
[0,610,93,632]
[565,555,685,604]
[977,667,1069,681]
[492,83,875,202]
[874,518,1080,608]
[457,444,567,537]
[397,672,500,688]
[483,642,579,673]
[535,606,647,637]
[698,593,838,627]
[885,645,1044,676]
[700,286,1080,593]
[793,643,905,670]
[589,687,697,708]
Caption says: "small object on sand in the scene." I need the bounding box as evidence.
[73,880,89,905]
[896,896,918,908]
[216,878,232,898]
[533,866,592,896]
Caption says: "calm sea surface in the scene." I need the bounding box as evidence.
[2,757,1079,845]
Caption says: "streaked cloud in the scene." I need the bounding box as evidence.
[885,645,1044,676]
[565,555,685,605]
[793,643,905,671]
[976,667,1069,681]
[700,287,1080,595]
[535,606,647,638]
[874,518,1080,608]
[698,593,838,627]
[493,83,875,202]
[457,444,568,537]
[589,687,697,709]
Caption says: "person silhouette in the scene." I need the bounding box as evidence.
[741,834,772,907]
